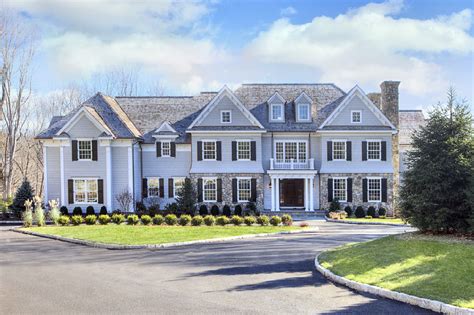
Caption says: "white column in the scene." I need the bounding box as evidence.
[304,178,309,211]
[127,145,134,210]
[60,144,65,206]
[43,145,48,203]
[309,177,314,211]
[270,177,275,211]
[106,145,112,212]
[275,178,280,211]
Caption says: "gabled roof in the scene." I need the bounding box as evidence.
[267,91,286,104]
[154,121,178,135]
[294,91,312,104]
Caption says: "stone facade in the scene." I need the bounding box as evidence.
[190,173,264,211]
[319,173,394,215]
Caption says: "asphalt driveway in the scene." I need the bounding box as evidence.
[0,222,434,314]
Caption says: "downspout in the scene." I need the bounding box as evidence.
[139,141,143,202]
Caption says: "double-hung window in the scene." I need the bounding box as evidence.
[368,178,382,202]
[147,178,160,197]
[237,178,251,202]
[237,141,251,160]
[203,178,217,202]
[275,141,307,163]
[221,110,231,123]
[351,110,361,123]
[333,178,347,202]
[297,104,310,121]
[78,140,92,160]
[161,141,171,157]
[202,141,216,160]
[74,179,98,204]
[173,178,185,197]
[271,104,284,121]
[367,140,381,160]
[332,140,346,160]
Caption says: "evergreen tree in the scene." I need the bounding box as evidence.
[176,178,196,214]
[12,179,35,218]
[400,88,473,233]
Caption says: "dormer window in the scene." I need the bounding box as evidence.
[351,110,362,123]
[78,140,92,160]
[221,110,231,123]
[271,104,284,121]
[297,104,310,122]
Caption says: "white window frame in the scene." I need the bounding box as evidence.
[297,103,311,122]
[220,110,232,123]
[367,139,382,161]
[202,177,217,202]
[147,177,160,197]
[237,177,252,202]
[332,139,347,161]
[351,110,362,124]
[332,177,347,202]
[202,140,217,161]
[274,140,308,163]
[77,139,93,161]
[73,178,98,204]
[173,177,186,197]
[270,103,284,121]
[367,177,382,202]
[161,141,171,157]
[237,140,251,161]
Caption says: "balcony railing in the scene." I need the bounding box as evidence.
[270,158,315,170]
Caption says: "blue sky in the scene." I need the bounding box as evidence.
[6,0,474,111]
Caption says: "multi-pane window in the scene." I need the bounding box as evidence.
[148,178,160,197]
[368,178,382,202]
[203,141,216,160]
[367,141,381,160]
[78,140,92,160]
[74,179,98,203]
[237,141,251,160]
[271,104,283,121]
[275,141,307,162]
[333,178,347,202]
[203,178,217,202]
[174,178,185,197]
[351,111,361,123]
[161,141,171,157]
[221,111,231,123]
[333,141,346,160]
[298,104,310,121]
[237,178,251,202]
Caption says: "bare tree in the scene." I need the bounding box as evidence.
[115,189,133,213]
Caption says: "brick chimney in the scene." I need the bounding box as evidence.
[380,81,400,127]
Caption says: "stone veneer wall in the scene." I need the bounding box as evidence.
[319,173,394,215]
[190,173,264,211]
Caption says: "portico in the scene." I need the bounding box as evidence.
[268,170,318,211]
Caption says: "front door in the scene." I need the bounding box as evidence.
[280,179,304,208]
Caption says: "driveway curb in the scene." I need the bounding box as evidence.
[314,252,473,315]
[13,227,318,250]
[325,218,410,227]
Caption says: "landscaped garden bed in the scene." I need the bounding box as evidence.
[318,233,474,309]
[333,217,406,224]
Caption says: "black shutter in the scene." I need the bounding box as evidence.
[68,179,74,204]
[347,178,352,202]
[327,141,333,161]
[232,179,238,203]
[381,141,387,161]
[72,140,78,161]
[381,178,388,202]
[197,178,203,202]
[328,178,333,202]
[156,142,161,157]
[217,178,222,202]
[346,141,352,161]
[216,141,222,161]
[92,140,98,161]
[98,179,104,204]
[159,178,164,198]
[363,178,368,202]
[232,141,237,161]
[251,141,257,161]
[197,141,202,161]
[362,141,367,161]
[171,142,176,157]
[251,178,257,202]
[168,178,174,198]
[142,178,148,198]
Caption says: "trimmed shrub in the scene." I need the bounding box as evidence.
[329,199,341,212]
[85,215,97,225]
[178,214,192,226]
[164,214,178,226]
[99,206,108,215]
[210,205,220,216]
[379,215,386,219]
[234,205,243,216]
[73,207,83,216]
[367,206,376,217]
[366,215,373,219]
[231,215,243,226]
[191,215,203,226]
[244,216,256,226]
[223,205,231,217]
[60,206,68,215]
[98,214,111,225]
[203,215,215,226]
[270,216,282,226]
[148,205,159,217]
[111,213,125,225]
[378,207,387,216]
[281,214,293,226]
[86,206,95,215]
[58,215,70,226]
[112,209,122,215]
[344,206,353,217]
[141,215,152,225]
[355,206,365,218]
[71,215,84,225]
[199,204,208,216]
[153,214,164,225]
[257,215,269,226]
[127,214,140,225]
[135,201,147,216]
[216,216,230,226]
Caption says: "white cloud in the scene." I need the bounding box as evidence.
[280,6,297,16]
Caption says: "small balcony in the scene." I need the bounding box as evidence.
[270,158,315,170]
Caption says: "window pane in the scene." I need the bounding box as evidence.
[352,111,361,123]
[203,179,217,201]
[272,105,282,120]
[368,178,381,201]
[333,141,346,160]
[162,142,170,156]
[333,178,347,201]
[368,141,381,160]
[238,179,251,201]
[174,178,185,196]
[276,142,284,162]
[78,140,92,160]
[148,178,160,197]
[237,141,251,160]
[285,142,297,161]
[299,104,309,120]
[221,111,231,123]
[298,142,306,161]
[203,141,216,160]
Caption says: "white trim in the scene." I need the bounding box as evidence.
[127,146,133,200]
[331,139,347,161]
[317,130,396,134]
[236,177,252,203]
[72,178,99,204]
[56,107,113,137]
[294,91,312,104]
[146,177,161,197]
[161,140,171,157]
[172,177,186,198]
[366,177,383,202]
[187,130,266,134]
[267,91,286,104]
[43,146,48,202]
[236,140,251,161]
[60,146,65,205]
[220,110,232,124]
[296,103,311,122]
[270,103,284,122]
[154,121,177,134]
[273,140,308,162]
[367,139,382,161]
[202,140,217,161]
[76,139,93,161]
[202,177,218,202]
[332,177,348,202]
[309,177,314,211]
[351,110,362,124]
[106,146,112,211]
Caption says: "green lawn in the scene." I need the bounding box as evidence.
[342,218,406,224]
[319,234,474,309]
[24,225,301,245]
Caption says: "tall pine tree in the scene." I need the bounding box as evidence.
[400,88,473,233]
[12,179,35,218]
[176,178,196,215]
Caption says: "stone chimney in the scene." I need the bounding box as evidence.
[380,81,400,127]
